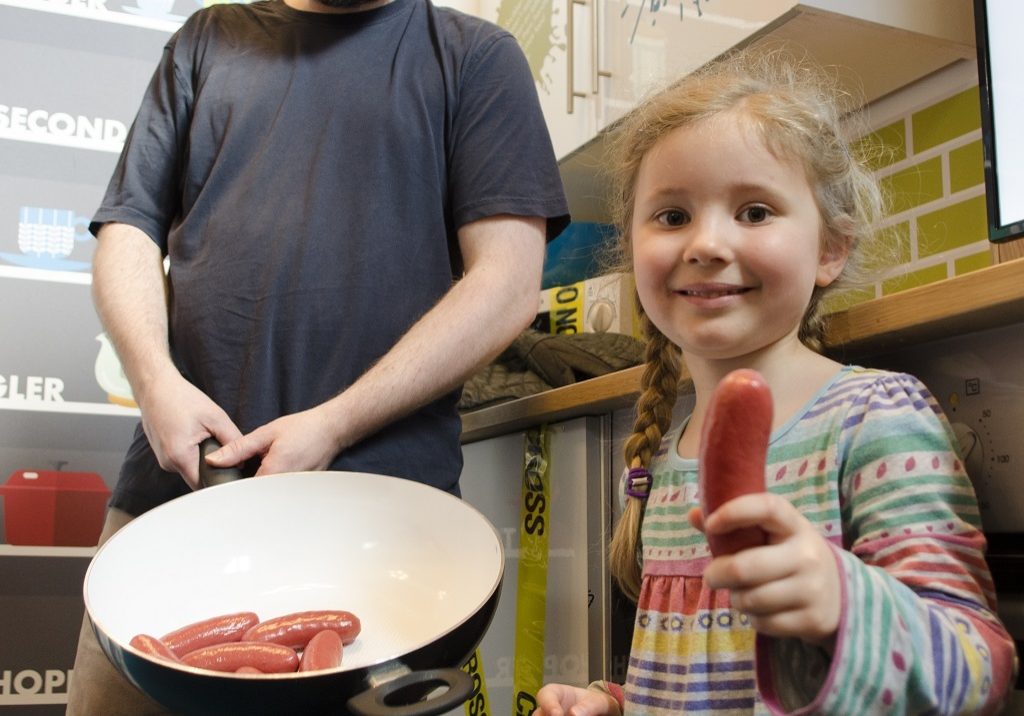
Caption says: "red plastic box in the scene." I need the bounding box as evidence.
[0,470,110,547]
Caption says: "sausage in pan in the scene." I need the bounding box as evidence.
[161,611,261,657]
[243,610,361,648]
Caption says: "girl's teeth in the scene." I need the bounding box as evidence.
[685,288,741,297]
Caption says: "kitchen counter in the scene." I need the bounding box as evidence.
[460,256,1024,443]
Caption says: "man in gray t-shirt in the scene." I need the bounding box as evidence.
[68,0,568,711]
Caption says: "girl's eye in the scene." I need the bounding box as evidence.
[656,209,689,227]
[739,205,772,224]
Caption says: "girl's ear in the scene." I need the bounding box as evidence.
[816,238,850,288]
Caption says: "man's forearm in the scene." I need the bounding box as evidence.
[91,222,177,404]
[321,215,545,450]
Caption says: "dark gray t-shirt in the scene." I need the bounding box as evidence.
[93,0,569,514]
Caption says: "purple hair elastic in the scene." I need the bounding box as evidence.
[625,466,651,499]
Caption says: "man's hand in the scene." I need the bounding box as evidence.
[203,405,340,477]
[137,368,242,489]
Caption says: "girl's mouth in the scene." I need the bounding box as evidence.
[679,286,749,298]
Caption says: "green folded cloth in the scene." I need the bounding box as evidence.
[512,329,645,387]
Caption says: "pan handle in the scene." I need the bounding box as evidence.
[198,438,244,488]
[347,666,474,716]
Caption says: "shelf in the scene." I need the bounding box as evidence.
[0,0,182,32]
[0,398,137,417]
[460,256,1024,443]
[0,265,91,284]
[826,255,1024,356]
[0,544,95,558]
[745,5,975,110]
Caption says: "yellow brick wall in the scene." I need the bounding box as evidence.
[826,76,992,313]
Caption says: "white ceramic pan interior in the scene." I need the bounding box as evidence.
[84,471,504,676]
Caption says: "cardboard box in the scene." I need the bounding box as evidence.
[534,273,638,337]
[0,470,110,547]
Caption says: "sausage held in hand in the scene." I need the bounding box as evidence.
[698,368,772,556]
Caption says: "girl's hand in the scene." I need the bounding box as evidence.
[533,684,621,716]
[688,493,840,647]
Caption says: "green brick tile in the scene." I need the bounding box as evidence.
[877,222,912,264]
[911,86,981,154]
[954,249,993,275]
[949,140,984,193]
[917,195,988,258]
[882,263,949,295]
[822,286,877,314]
[854,120,906,171]
[880,157,944,215]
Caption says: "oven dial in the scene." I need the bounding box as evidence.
[951,421,988,508]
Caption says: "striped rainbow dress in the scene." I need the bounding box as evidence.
[606,367,1016,715]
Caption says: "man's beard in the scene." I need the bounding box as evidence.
[315,0,384,8]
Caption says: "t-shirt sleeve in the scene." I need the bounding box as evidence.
[446,32,569,240]
[757,372,1017,714]
[89,29,195,251]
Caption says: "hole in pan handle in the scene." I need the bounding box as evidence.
[347,667,474,716]
[198,437,244,488]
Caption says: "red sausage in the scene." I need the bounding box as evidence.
[698,369,772,556]
[181,642,299,674]
[161,612,260,658]
[299,629,344,672]
[235,666,263,675]
[243,610,361,649]
[129,634,179,663]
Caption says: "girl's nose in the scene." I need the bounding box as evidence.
[682,217,731,265]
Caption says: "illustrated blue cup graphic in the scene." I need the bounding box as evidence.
[2,206,94,272]
[17,206,90,258]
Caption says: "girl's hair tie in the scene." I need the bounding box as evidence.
[625,466,652,499]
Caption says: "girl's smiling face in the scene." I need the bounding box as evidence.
[630,110,848,363]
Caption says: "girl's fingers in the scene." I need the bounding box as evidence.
[704,523,833,591]
[745,603,840,645]
[746,607,821,638]
[729,572,817,615]
[703,492,803,540]
[703,541,795,589]
[687,506,706,532]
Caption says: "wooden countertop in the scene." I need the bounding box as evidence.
[460,256,1024,443]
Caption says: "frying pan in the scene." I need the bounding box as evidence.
[83,454,504,716]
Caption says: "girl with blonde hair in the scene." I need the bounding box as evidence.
[533,50,1016,715]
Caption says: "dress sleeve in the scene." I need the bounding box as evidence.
[89,23,196,251]
[759,372,1017,715]
[446,32,569,239]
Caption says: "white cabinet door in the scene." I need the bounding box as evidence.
[456,416,612,715]
[465,0,976,161]
[592,0,975,134]
[477,0,599,159]
[593,0,796,132]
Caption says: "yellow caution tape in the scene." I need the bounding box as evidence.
[462,649,491,716]
[540,282,585,334]
[511,426,551,715]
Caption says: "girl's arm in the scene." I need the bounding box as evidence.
[758,372,1017,715]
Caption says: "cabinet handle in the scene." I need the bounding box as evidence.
[567,0,587,114]
[592,0,611,94]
